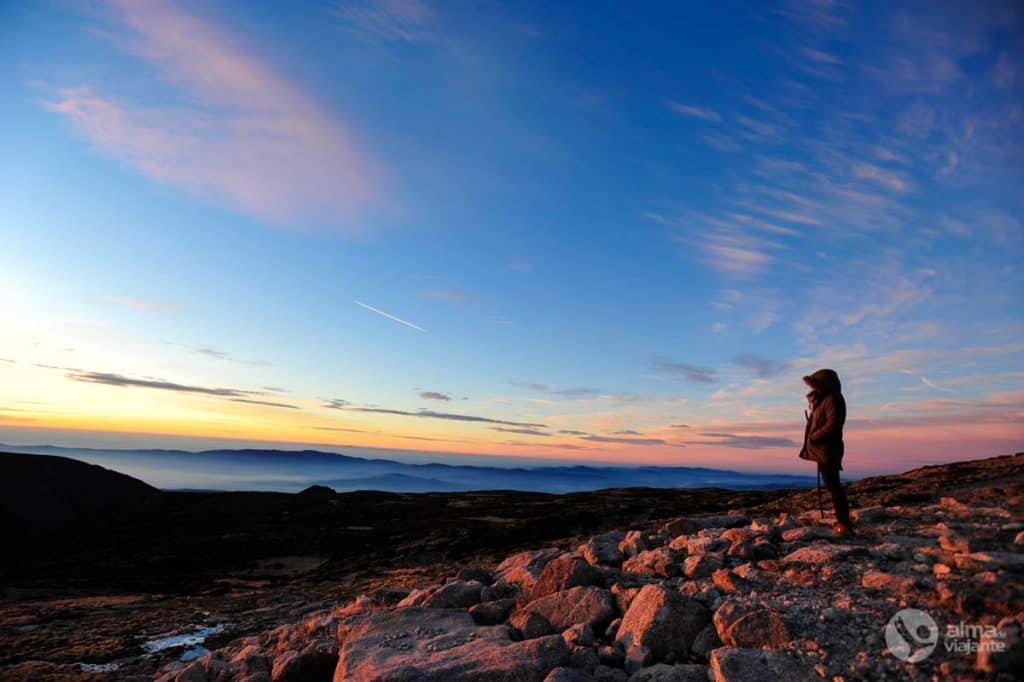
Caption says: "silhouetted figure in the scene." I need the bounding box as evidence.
[800,369,852,535]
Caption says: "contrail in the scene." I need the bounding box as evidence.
[354,301,427,332]
[920,376,953,393]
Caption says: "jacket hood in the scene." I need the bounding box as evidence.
[803,368,842,395]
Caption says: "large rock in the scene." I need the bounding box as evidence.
[622,548,681,578]
[470,599,516,626]
[334,607,569,681]
[510,610,555,640]
[708,648,816,682]
[582,531,626,566]
[457,566,495,584]
[712,601,791,649]
[526,586,617,632]
[496,549,563,592]
[544,668,594,682]
[691,624,721,662]
[615,585,711,666]
[683,553,723,579]
[627,663,709,681]
[532,554,603,600]
[421,580,484,608]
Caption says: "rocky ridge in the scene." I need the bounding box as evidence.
[151,457,1024,682]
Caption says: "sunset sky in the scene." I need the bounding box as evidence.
[1,0,1021,474]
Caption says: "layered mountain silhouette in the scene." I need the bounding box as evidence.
[0,444,815,494]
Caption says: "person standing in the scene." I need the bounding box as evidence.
[799,368,852,536]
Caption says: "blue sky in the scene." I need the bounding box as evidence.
[0,0,1021,474]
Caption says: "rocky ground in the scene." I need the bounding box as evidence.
[2,453,1022,681]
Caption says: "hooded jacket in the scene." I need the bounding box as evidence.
[801,369,846,468]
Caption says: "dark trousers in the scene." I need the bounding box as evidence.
[819,463,851,525]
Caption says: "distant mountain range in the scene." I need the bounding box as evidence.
[0,444,816,494]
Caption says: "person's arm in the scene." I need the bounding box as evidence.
[809,396,843,443]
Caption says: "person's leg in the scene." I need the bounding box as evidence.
[819,463,851,526]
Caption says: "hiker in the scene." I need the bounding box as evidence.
[799,368,852,536]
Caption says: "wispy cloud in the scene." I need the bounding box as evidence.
[68,370,251,397]
[510,381,606,398]
[323,398,350,409]
[333,0,435,44]
[314,425,373,433]
[691,432,798,449]
[354,300,427,332]
[418,391,452,401]
[491,426,550,436]
[47,0,376,225]
[229,397,299,410]
[701,232,773,275]
[108,296,182,313]
[193,345,269,367]
[650,356,716,384]
[851,162,911,192]
[344,405,546,428]
[733,354,791,378]
[665,100,721,122]
[421,289,484,304]
[581,434,666,446]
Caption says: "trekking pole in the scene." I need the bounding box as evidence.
[816,465,825,520]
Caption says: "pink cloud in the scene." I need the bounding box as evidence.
[46,0,378,226]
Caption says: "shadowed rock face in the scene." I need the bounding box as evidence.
[1,452,1021,680]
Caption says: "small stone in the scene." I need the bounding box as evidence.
[938,532,970,554]
[628,663,710,681]
[710,647,817,681]
[977,614,1024,674]
[620,530,650,557]
[860,571,917,593]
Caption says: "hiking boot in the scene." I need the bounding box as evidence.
[833,522,854,538]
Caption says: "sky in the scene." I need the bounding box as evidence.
[0,0,1022,475]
